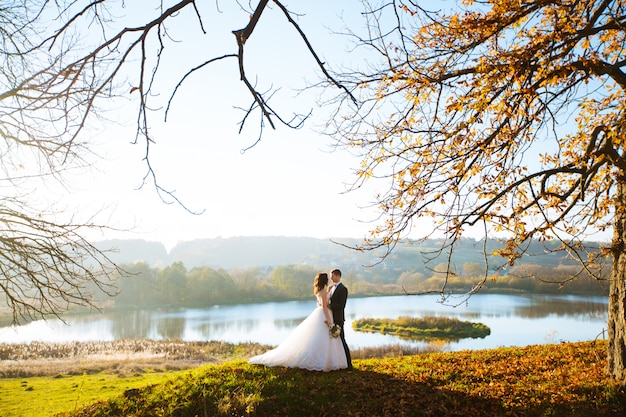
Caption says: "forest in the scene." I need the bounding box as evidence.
[99,237,610,309]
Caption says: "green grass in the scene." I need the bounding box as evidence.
[0,370,186,417]
[353,315,491,340]
[0,339,266,416]
[2,341,625,417]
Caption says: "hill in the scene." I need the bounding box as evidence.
[50,340,624,417]
[96,236,603,271]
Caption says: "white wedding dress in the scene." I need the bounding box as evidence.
[248,294,348,372]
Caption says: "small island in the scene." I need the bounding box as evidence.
[352,316,491,340]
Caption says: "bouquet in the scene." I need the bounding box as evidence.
[329,323,341,338]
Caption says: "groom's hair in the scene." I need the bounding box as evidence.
[331,268,341,277]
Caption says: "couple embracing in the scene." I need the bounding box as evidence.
[249,269,353,372]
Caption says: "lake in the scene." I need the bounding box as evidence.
[0,294,609,352]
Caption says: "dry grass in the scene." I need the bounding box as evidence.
[0,339,268,377]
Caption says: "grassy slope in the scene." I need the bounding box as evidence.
[39,340,626,417]
[0,340,263,417]
[0,370,186,417]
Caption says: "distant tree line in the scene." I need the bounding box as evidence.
[100,260,609,309]
[395,262,609,296]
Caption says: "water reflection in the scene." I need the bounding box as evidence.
[0,294,608,352]
[513,295,607,318]
[156,317,186,340]
[110,310,153,339]
[274,318,307,329]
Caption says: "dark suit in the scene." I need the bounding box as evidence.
[329,282,352,368]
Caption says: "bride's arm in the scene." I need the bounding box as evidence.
[320,291,333,327]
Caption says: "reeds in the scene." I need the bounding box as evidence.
[0,339,267,377]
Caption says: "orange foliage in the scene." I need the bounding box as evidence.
[332,1,626,380]
[339,1,625,266]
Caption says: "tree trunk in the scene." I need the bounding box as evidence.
[608,177,626,383]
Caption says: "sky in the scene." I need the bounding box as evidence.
[56,0,385,250]
[37,0,614,251]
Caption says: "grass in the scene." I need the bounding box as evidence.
[0,369,185,417]
[0,339,269,417]
[352,315,491,340]
[0,339,266,378]
[2,340,620,417]
[8,342,626,417]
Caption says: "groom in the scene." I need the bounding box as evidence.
[329,268,353,369]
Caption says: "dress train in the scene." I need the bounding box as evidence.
[248,304,348,372]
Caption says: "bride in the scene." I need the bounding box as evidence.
[248,272,348,372]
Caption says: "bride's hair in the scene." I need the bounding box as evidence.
[314,272,329,295]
